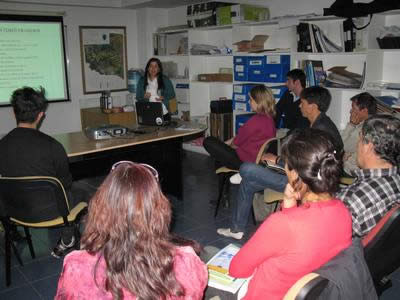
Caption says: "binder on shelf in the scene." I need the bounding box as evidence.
[296,23,312,52]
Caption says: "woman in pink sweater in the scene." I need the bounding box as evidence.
[55,161,207,300]
[229,128,352,300]
[203,85,276,170]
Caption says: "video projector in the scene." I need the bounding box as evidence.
[84,125,128,140]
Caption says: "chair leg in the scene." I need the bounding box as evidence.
[23,227,36,259]
[214,174,228,218]
[4,225,11,287]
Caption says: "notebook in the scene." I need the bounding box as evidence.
[135,101,165,126]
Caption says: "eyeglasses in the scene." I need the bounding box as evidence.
[111,160,159,181]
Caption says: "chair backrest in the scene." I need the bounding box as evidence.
[362,204,400,249]
[362,204,400,281]
[255,137,278,164]
[283,273,329,300]
[0,176,70,223]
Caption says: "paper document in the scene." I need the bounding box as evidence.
[207,244,250,294]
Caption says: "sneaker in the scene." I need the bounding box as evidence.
[217,228,244,240]
[230,173,242,185]
[51,236,76,259]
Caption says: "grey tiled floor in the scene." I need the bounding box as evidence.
[0,151,399,299]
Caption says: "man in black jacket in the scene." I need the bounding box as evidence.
[0,87,86,258]
[275,69,309,130]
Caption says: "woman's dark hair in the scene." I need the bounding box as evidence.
[281,128,342,195]
[81,162,199,300]
[10,86,48,124]
[143,57,164,92]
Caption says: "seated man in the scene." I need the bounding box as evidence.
[275,68,310,130]
[217,86,343,239]
[337,114,400,238]
[0,87,86,258]
[342,92,376,175]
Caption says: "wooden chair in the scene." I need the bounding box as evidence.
[362,204,400,295]
[168,98,177,114]
[283,273,329,300]
[0,176,88,287]
[214,137,278,218]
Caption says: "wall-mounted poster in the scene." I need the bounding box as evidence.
[79,26,128,94]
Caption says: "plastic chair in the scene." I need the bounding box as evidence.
[283,273,329,300]
[0,176,88,287]
[214,137,278,218]
[362,204,400,295]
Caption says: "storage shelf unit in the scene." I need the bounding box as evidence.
[153,10,400,131]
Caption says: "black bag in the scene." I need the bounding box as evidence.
[324,0,400,18]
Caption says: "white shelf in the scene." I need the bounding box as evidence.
[191,80,233,85]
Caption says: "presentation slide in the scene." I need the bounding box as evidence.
[0,15,69,106]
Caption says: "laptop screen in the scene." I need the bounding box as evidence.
[136,102,164,126]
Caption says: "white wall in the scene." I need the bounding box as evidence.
[0,3,139,135]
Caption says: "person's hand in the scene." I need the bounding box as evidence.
[144,92,151,99]
[156,96,164,101]
[262,153,277,163]
[282,183,300,209]
[343,152,351,161]
[350,111,362,125]
[224,138,233,146]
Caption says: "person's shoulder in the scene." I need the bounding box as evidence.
[64,250,97,266]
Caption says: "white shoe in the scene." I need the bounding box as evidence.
[217,228,244,240]
[230,173,242,184]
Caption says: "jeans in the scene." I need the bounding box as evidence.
[231,162,288,232]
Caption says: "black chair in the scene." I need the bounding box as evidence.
[283,273,329,300]
[0,176,88,287]
[214,137,278,218]
[362,204,400,295]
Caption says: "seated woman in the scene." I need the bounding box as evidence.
[203,85,276,170]
[229,128,352,300]
[136,57,176,120]
[55,161,207,299]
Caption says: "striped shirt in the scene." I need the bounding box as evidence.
[337,167,400,237]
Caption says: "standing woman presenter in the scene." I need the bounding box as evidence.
[136,57,175,120]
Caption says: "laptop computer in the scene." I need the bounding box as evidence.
[136,102,166,126]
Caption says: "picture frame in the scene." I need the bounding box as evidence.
[79,26,128,94]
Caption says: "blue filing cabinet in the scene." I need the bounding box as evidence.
[232,84,258,112]
[233,56,248,81]
[247,56,265,82]
[264,55,290,83]
[270,85,288,102]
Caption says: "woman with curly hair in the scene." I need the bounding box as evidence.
[55,161,207,300]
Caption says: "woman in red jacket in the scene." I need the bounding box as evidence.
[55,161,207,300]
[229,128,352,300]
[203,85,276,170]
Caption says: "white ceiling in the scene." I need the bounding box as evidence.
[1,0,231,9]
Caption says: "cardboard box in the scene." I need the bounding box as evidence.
[233,35,268,52]
[198,73,233,82]
[217,4,269,25]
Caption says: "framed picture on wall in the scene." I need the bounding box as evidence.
[79,26,128,94]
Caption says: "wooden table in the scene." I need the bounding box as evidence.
[53,124,206,199]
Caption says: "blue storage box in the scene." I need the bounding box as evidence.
[234,56,248,81]
[235,113,255,134]
[264,55,290,83]
[270,85,288,102]
[232,100,252,112]
[232,84,258,102]
[247,56,265,82]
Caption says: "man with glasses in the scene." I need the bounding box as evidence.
[0,87,86,258]
[337,114,400,237]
